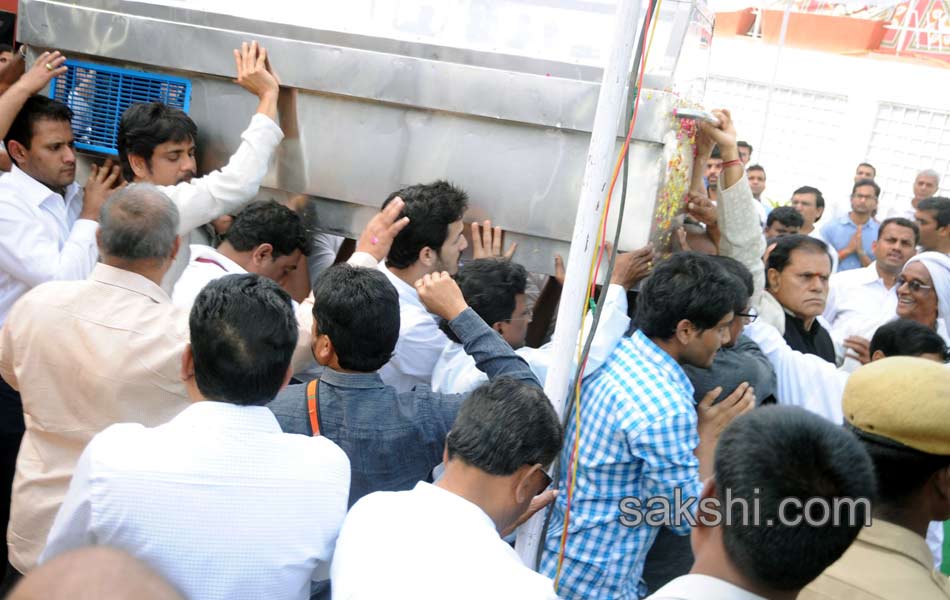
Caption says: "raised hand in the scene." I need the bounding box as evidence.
[17,50,67,96]
[471,220,517,260]
[355,197,410,262]
[233,41,279,99]
[415,271,468,321]
[80,159,124,221]
[610,243,654,290]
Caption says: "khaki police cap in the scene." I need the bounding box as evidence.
[842,356,950,456]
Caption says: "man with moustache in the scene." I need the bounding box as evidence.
[766,235,836,363]
[821,179,881,272]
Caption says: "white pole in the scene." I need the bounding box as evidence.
[758,0,793,158]
[514,0,644,569]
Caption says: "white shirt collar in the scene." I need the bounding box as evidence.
[647,574,766,600]
[189,244,247,274]
[6,164,81,208]
[378,262,425,310]
[170,401,282,434]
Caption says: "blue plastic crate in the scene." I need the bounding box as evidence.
[49,60,191,155]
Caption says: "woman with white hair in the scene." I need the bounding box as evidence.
[897,251,950,345]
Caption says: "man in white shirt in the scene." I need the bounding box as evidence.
[0,185,191,578]
[172,200,308,308]
[331,377,561,600]
[915,196,950,254]
[791,185,839,272]
[431,250,650,394]
[41,274,350,600]
[824,217,918,370]
[0,55,122,573]
[647,405,876,600]
[375,180,470,391]
[888,169,940,220]
[117,41,285,291]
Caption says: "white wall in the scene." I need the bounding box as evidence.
[703,35,950,218]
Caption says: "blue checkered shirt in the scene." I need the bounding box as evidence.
[540,330,702,599]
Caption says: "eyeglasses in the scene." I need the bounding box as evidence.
[735,307,758,323]
[507,310,534,323]
[897,276,933,293]
[852,193,878,201]
[535,468,553,497]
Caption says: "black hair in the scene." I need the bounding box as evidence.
[381,180,469,269]
[851,178,881,199]
[858,437,950,509]
[737,141,752,153]
[869,319,948,362]
[766,206,804,229]
[4,95,73,161]
[857,162,876,177]
[223,200,310,258]
[312,263,400,372]
[447,378,562,475]
[766,235,831,274]
[189,274,298,406]
[0,44,13,54]
[441,259,527,344]
[117,102,198,181]
[877,217,920,245]
[746,164,766,176]
[793,186,825,213]
[635,252,745,339]
[918,197,950,228]
[710,146,721,160]
[716,406,876,591]
[711,256,754,309]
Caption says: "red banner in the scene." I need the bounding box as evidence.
[878,0,950,62]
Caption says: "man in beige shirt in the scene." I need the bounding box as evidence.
[800,357,950,600]
[0,184,191,578]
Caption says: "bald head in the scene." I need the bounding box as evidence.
[98,183,180,261]
[9,547,183,600]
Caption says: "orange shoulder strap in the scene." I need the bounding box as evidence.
[306,379,321,437]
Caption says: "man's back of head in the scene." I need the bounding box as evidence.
[98,183,180,268]
[695,406,875,594]
[10,547,183,600]
[843,357,950,522]
[311,263,400,373]
[189,274,298,406]
[382,180,469,274]
[444,377,562,530]
[869,318,948,362]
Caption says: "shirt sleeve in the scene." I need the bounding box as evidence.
[0,201,98,289]
[743,320,845,423]
[628,407,702,536]
[346,252,380,269]
[161,114,284,233]
[449,308,539,388]
[716,177,766,309]
[433,308,541,431]
[39,442,98,563]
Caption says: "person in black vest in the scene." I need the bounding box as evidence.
[766,235,836,363]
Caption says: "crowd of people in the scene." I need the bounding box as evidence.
[0,41,947,600]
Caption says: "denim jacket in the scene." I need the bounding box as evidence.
[267,308,539,507]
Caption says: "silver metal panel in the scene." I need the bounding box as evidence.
[19,0,712,274]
